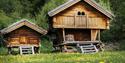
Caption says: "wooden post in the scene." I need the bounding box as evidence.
[62,28,67,52]
[91,30,92,41]
[19,46,22,55]
[98,30,100,41]
[32,46,35,54]
[62,28,65,41]
[39,41,41,53]
[91,29,98,41]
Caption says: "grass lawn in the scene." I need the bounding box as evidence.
[0,51,125,63]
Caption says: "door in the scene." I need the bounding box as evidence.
[20,36,28,44]
[75,16,87,28]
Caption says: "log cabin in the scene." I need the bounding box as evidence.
[48,0,114,53]
[1,19,47,54]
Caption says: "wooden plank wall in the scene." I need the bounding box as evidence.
[64,29,91,41]
[6,26,40,46]
[53,2,110,29]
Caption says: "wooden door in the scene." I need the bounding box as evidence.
[20,36,28,44]
[75,16,87,28]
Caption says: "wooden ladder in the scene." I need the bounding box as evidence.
[77,43,98,54]
[19,46,35,55]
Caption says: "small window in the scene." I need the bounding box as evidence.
[77,11,85,16]
[77,11,81,15]
[81,12,85,15]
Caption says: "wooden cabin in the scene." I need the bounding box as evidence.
[48,0,114,53]
[1,19,47,54]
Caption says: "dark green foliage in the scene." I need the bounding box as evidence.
[0,10,13,29]
[0,47,8,55]
[0,0,49,29]
[99,0,125,43]
[109,0,125,41]
[0,0,67,29]
[35,0,67,29]
[40,38,53,53]
[95,0,111,11]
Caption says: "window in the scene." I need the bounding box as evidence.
[77,11,81,15]
[81,12,85,15]
[77,11,85,16]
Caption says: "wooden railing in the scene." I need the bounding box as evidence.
[62,41,101,44]
[53,15,107,29]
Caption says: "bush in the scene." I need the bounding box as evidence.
[40,38,53,53]
[0,47,8,55]
[118,40,125,50]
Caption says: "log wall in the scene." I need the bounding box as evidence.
[6,26,41,47]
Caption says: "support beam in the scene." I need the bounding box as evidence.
[19,46,23,55]
[98,30,101,41]
[31,46,35,54]
[62,28,66,52]
[106,21,110,29]
[91,30,98,41]
[62,28,66,41]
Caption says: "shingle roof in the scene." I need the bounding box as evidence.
[48,0,114,19]
[1,19,47,35]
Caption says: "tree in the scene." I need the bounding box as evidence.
[35,0,67,29]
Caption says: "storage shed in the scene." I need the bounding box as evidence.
[1,19,47,54]
[48,0,114,53]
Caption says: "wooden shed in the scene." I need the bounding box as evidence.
[48,0,114,53]
[1,19,47,54]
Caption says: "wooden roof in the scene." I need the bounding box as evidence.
[48,0,114,19]
[1,19,47,35]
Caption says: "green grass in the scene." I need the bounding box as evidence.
[0,51,125,63]
[0,47,8,55]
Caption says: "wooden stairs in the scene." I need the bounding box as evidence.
[77,43,98,53]
[19,46,35,55]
